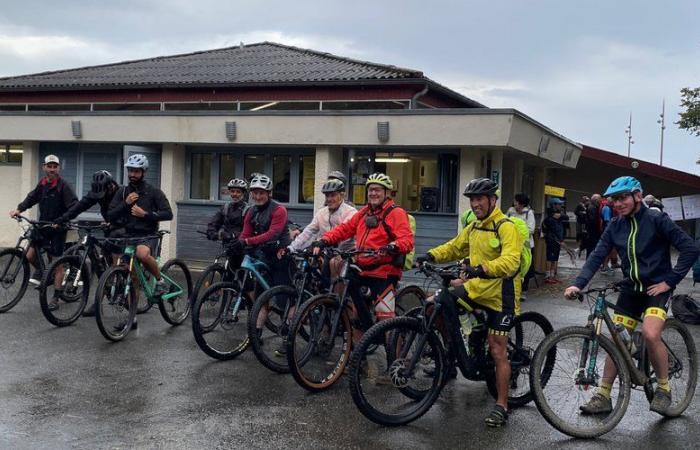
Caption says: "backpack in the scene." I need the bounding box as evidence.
[671,294,700,325]
[468,217,531,278]
[364,204,417,272]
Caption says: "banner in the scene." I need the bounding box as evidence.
[681,194,700,220]
[544,185,566,197]
[662,196,684,221]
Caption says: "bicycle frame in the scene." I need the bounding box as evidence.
[120,245,184,305]
[1,218,47,282]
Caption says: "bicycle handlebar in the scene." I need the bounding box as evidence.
[572,279,632,302]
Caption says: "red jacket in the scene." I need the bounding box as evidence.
[322,199,414,278]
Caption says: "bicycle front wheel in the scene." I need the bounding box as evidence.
[158,259,192,325]
[191,281,250,360]
[95,265,136,342]
[0,248,30,313]
[530,326,631,439]
[348,316,447,426]
[39,255,89,327]
[287,294,351,392]
[641,318,698,417]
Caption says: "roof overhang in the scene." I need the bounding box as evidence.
[0,108,579,167]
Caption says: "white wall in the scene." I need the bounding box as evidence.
[0,165,22,247]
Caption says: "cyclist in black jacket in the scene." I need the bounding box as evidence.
[565,176,699,416]
[106,154,173,299]
[9,154,77,285]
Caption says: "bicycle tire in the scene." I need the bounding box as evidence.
[0,248,30,313]
[641,318,698,417]
[530,326,631,439]
[191,281,250,360]
[348,316,447,426]
[485,311,554,407]
[158,258,193,325]
[395,285,427,316]
[286,294,352,392]
[95,265,136,342]
[190,263,226,308]
[39,255,90,327]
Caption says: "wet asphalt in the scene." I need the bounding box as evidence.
[1,268,699,450]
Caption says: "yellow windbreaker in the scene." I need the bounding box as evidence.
[427,208,524,314]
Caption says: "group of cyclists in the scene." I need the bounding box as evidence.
[5,152,699,430]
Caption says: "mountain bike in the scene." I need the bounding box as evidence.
[529,280,698,438]
[285,248,427,392]
[189,230,240,308]
[94,231,192,341]
[191,247,273,360]
[0,215,56,313]
[38,222,111,326]
[347,262,554,426]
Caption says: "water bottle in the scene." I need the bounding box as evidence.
[460,314,473,337]
[614,323,637,355]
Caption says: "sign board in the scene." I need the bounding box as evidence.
[491,170,500,184]
[544,185,566,197]
[681,194,700,220]
[662,196,684,221]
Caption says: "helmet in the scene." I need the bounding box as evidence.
[328,170,347,184]
[322,179,345,193]
[365,172,393,190]
[249,174,273,191]
[88,170,115,199]
[227,178,248,191]
[548,197,564,206]
[44,154,60,165]
[463,178,498,197]
[125,154,149,170]
[603,176,642,197]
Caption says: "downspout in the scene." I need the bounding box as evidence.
[410,84,429,109]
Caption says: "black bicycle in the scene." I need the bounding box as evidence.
[347,262,554,426]
[530,280,698,438]
[38,222,112,326]
[0,215,58,313]
[189,231,240,309]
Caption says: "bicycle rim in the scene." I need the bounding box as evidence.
[0,248,29,313]
[530,326,631,439]
[192,282,249,360]
[40,255,89,327]
[95,266,135,342]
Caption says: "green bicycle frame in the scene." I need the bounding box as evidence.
[123,246,184,305]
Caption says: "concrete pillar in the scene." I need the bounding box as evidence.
[159,143,185,260]
[313,147,343,213]
[532,166,547,272]
[458,148,481,228]
[513,159,525,197]
[500,156,515,210]
[21,141,41,220]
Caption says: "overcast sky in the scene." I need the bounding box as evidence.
[1,0,699,174]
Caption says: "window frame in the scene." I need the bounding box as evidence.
[185,147,315,207]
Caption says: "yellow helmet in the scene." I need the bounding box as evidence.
[365,172,393,190]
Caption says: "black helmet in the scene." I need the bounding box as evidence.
[463,178,498,197]
[88,170,115,199]
[328,170,347,184]
[321,179,345,193]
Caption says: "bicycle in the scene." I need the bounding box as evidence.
[529,280,698,438]
[191,247,273,360]
[247,247,329,373]
[0,215,57,313]
[94,231,192,341]
[285,248,427,392]
[347,262,554,426]
[38,222,111,326]
[189,230,240,308]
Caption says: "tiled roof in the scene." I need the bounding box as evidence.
[0,42,425,90]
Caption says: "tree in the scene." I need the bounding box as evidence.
[678,87,700,136]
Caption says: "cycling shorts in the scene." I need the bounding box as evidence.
[36,228,67,257]
[449,284,514,336]
[614,290,672,329]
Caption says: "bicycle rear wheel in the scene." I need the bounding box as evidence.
[395,285,426,316]
[348,316,447,426]
[39,255,89,327]
[190,263,226,308]
[287,294,351,392]
[95,265,136,342]
[191,281,250,360]
[530,326,631,439]
[158,258,192,325]
[0,248,30,313]
[641,318,698,417]
[485,311,554,407]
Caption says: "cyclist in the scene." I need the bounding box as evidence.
[53,170,121,314]
[106,154,173,329]
[564,176,699,415]
[416,177,525,427]
[313,172,414,328]
[9,154,77,285]
[206,178,248,267]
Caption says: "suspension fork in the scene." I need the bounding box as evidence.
[584,295,606,379]
[1,241,29,280]
[402,293,446,375]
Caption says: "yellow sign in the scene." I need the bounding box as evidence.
[544,185,565,197]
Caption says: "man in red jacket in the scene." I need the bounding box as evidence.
[314,172,414,329]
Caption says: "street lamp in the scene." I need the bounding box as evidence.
[625,112,634,157]
[657,99,666,166]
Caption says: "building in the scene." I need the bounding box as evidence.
[0,42,580,265]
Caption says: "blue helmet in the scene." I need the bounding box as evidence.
[603,176,642,197]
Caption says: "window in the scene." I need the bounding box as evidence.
[188,148,314,205]
[0,144,23,164]
[348,150,458,213]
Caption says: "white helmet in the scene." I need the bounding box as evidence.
[125,154,149,170]
[249,174,273,191]
[227,178,248,191]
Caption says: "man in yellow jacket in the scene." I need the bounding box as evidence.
[416,177,524,427]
